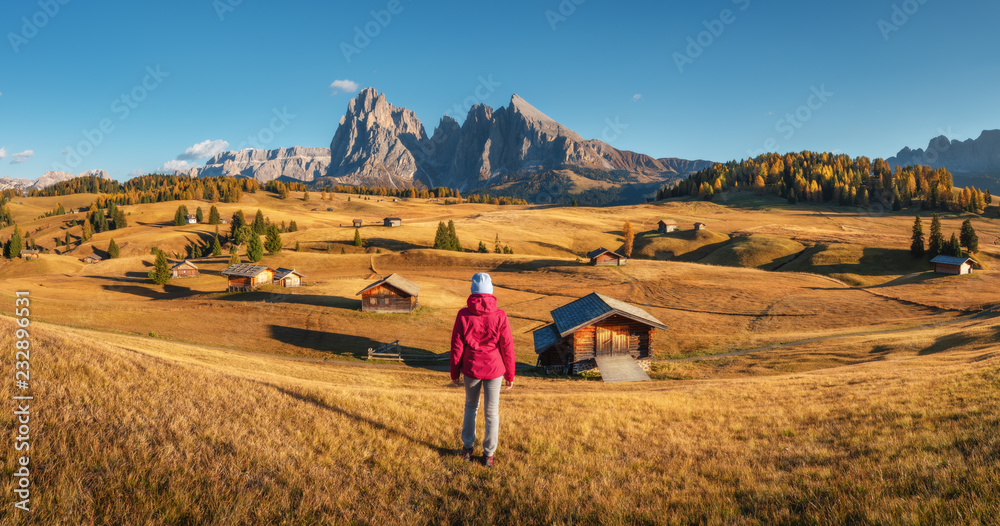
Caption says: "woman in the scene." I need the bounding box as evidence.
[450,272,515,467]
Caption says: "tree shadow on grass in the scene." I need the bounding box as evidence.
[268,325,449,370]
[217,291,359,309]
[99,281,194,299]
[919,332,980,355]
[272,385,452,456]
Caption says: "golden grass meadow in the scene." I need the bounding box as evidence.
[1,190,999,524]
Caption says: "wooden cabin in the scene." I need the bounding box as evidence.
[930,255,973,275]
[356,273,420,313]
[694,222,706,230]
[587,248,627,266]
[19,249,39,260]
[185,214,198,224]
[221,264,275,292]
[171,260,199,278]
[533,292,668,374]
[352,218,363,227]
[82,255,102,264]
[384,217,402,227]
[657,219,677,233]
[273,268,305,287]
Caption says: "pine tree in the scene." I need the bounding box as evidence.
[113,208,127,229]
[928,213,944,258]
[960,219,979,253]
[948,233,962,257]
[174,205,189,226]
[295,241,301,252]
[148,250,172,285]
[264,224,283,255]
[246,234,264,262]
[64,231,71,247]
[288,220,298,232]
[93,208,109,232]
[108,238,120,259]
[252,209,266,235]
[234,225,252,247]
[433,221,449,250]
[910,216,925,257]
[212,235,222,256]
[82,220,93,241]
[354,228,363,248]
[447,220,462,251]
[303,190,310,202]
[622,220,635,257]
[7,226,23,258]
[195,207,204,223]
[279,186,289,200]
[209,205,221,225]
[340,246,346,254]
[478,241,488,253]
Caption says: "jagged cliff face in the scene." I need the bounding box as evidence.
[888,130,1000,173]
[173,87,710,191]
[0,169,111,191]
[175,147,330,183]
[327,87,428,188]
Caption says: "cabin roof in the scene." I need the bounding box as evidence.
[352,218,363,222]
[85,255,102,261]
[659,219,677,224]
[930,255,972,265]
[274,267,305,280]
[20,249,40,254]
[533,292,668,354]
[384,216,402,221]
[221,264,274,278]
[586,247,625,259]
[356,273,420,296]
[171,260,198,270]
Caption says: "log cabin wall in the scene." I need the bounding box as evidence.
[361,284,416,313]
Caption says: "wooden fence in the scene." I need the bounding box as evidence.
[366,340,449,362]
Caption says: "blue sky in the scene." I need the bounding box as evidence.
[2,0,998,181]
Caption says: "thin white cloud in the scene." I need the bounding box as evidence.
[129,169,146,176]
[177,139,229,160]
[0,147,6,159]
[10,149,34,164]
[632,93,642,102]
[158,160,196,173]
[330,79,359,95]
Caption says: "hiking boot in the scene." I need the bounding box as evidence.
[460,447,473,462]
[483,454,494,468]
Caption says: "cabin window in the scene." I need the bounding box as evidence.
[369,297,377,305]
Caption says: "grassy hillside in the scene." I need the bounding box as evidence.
[2,316,997,524]
[1,189,999,523]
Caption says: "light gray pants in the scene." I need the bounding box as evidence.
[462,376,502,456]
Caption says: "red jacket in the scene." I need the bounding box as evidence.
[450,294,515,382]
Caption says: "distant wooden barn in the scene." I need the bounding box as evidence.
[352,218,363,227]
[221,264,275,292]
[171,260,199,278]
[587,248,627,266]
[533,292,668,374]
[82,255,102,264]
[273,268,305,287]
[694,222,706,230]
[384,217,402,227]
[19,249,39,260]
[185,214,198,224]
[930,255,973,275]
[657,219,677,233]
[357,273,420,313]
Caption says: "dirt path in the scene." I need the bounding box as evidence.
[661,306,999,363]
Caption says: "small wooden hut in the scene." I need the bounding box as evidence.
[587,248,627,266]
[657,219,677,233]
[185,214,198,224]
[384,217,402,227]
[83,255,102,264]
[19,249,40,260]
[534,292,668,374]
[221,264,275,292]
[171,260,199,278]
[273,268,305,287]
[357,273,420,313]
[352,218,363,227]
[930,255,973,275]
[694,222,706,230]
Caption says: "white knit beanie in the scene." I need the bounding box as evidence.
[471,272,493,295]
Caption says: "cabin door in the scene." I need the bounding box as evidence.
[596,326,629,356]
